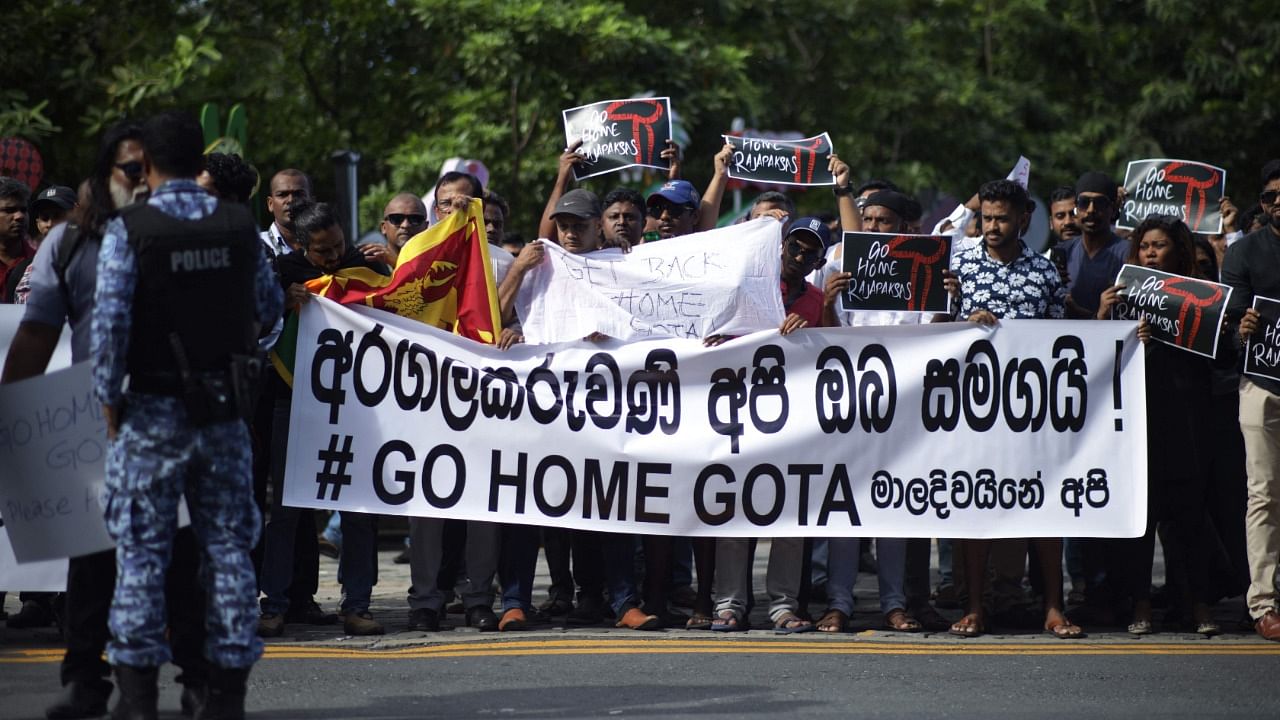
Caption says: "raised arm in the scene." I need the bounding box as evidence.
[831,154,860,233]
[537,140,586,241]
[696,143,735,232]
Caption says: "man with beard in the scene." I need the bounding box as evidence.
[645,179,700,240]
[1046,185,1081,251]
[0,177,34,301]
[1225,159,1280,641]
[1060,172,1127,318]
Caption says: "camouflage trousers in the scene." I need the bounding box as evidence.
[104,394,263,669]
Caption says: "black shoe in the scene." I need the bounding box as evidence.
[46,679,112,719]
[110,665,158,720]
[8,599,55,629]
[567,597,605,626]
[179,684,204,718]
[537,597,573,616]
[284,601,338,625]
[194,667,248,720]
[466,605,499,632]
[407,608,440,632]
[393,548,411,564]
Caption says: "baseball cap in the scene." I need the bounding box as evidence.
[551,188,602,219]
[786,216,833,248]
[31,185,76,213]
[646,180,699,209]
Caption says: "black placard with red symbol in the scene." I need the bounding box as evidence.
[562,98,672,180]
[723,133,835,186]
[840,232,952,313]
[1120,158,1226,234]
[1112,264,1233,358]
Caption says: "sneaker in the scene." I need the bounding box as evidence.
[567,596,605,626]
[406,608,440,632]
[257,613,284,638]
[615,607,662,631]
[6,599,54,629]
[285,600,339,625]
[342,610,385,636]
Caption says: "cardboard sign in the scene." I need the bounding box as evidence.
[1244,295,1280,382]
[1112,264,1232,358]
[0,525,67,591]
[562,97,672,180]
[1120,158,1226,233]
[724,133,835,186]
[840,232,952,313]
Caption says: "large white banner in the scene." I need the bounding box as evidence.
[284,299,1147,538]
[515,218,786,344]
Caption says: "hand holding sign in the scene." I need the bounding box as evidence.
[724,133,836,186]
[839,232,953,313]
[1244,296,1280,382]
[1111,264,1233,358]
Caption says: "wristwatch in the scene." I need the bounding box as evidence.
[833,184,854,197]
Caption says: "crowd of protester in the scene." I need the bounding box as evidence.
[2,110,1279,719]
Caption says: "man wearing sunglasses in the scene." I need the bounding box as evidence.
[1224,159,1280,642]
[1059,171,1128,319]
[645,180,700,240]
[359,193,428,267]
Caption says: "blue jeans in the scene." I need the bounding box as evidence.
[826,537,907,615]
[601,533,643,616]
[499,524,541,612]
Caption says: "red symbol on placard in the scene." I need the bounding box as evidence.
[886,235,948,311]
[1162,162,1220,231]
[791,136,825,184]
[0,137,44,190]
[1162,276,1224,350]
[606,101,666,164]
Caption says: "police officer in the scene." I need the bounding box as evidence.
[90,111,283,720]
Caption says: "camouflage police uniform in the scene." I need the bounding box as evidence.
[91,179,283,670]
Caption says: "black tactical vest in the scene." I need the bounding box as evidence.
[121,202,259,385]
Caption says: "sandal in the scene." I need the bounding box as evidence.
[1195,620,1222,637]
[1045,615,1085,639]
[1127,619,1153,636]
[774,612,815,635]
[949,612,985,638]
[884,608,923,633]
[710,609,746,632]
[685,613,714,631]
[817,609,848,634]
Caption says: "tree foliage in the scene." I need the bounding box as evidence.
[6,0,1278,234]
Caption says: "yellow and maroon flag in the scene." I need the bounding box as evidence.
[270,199,501,385]
[305,198,501,343]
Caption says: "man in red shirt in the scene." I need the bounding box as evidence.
[0,177,35,302]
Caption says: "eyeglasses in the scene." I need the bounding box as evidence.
[1260,190,1280,205]
[115,161,144,180]
[647,202,693,219]
[1075,194,1113,211]
[384,213,426,226]
[786,238,823,264]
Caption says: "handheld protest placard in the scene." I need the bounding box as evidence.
[1120,159,1226,233]
[839,232,952,313]
[723,133,835,186]
[1244,295,1280,382]
[1112,264,1233,358]
[562,98,672,181]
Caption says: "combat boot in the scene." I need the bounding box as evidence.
[110,665,158,720]
[194,666,249,720]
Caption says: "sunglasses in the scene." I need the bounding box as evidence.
[1075,194,1113,211]
[647,202,693,219]
[115,161,144,179]
[1261,190,1280,205]
[786,237,823,264]
[384,213,426,226]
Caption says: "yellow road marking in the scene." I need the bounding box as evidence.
[4,639,1279,663]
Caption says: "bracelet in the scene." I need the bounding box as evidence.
[833,184,854,197]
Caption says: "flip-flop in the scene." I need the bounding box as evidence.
[1047,615,1086,639]
[774,613,816,635]
[685,613,714,631]
[884,608,923,633]
[949,612,984,638]
[710,611,745,632]
[816,609,848,634]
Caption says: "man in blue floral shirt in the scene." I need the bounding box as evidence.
[951,179,1066,323]
[945,178,1082,640]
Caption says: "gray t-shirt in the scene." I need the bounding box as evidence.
[22,222,98,361]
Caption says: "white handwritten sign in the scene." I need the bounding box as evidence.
[0,362,114,562]
[0,527,66,591]
[1245,295,1280,382]
[515,218,786,344]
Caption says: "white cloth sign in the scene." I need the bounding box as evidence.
[284,299,1147,538]
[0,362,114,562]
[515,218,786,344]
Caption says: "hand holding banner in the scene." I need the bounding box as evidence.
[1120,159,1226,233]
[839,232,952,313]
[562,98,673,180]
[724,133,835,186]
[1112,264,1232,358]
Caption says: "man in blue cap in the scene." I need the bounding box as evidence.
[645,179,700,240]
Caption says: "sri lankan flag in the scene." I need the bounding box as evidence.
[270,198,501,384]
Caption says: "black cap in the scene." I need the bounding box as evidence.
[551,188,602,219]
[31,185,76,213]
[1261,159,1280,184]
[1074,171,1117,199]
[863,190,912,220]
